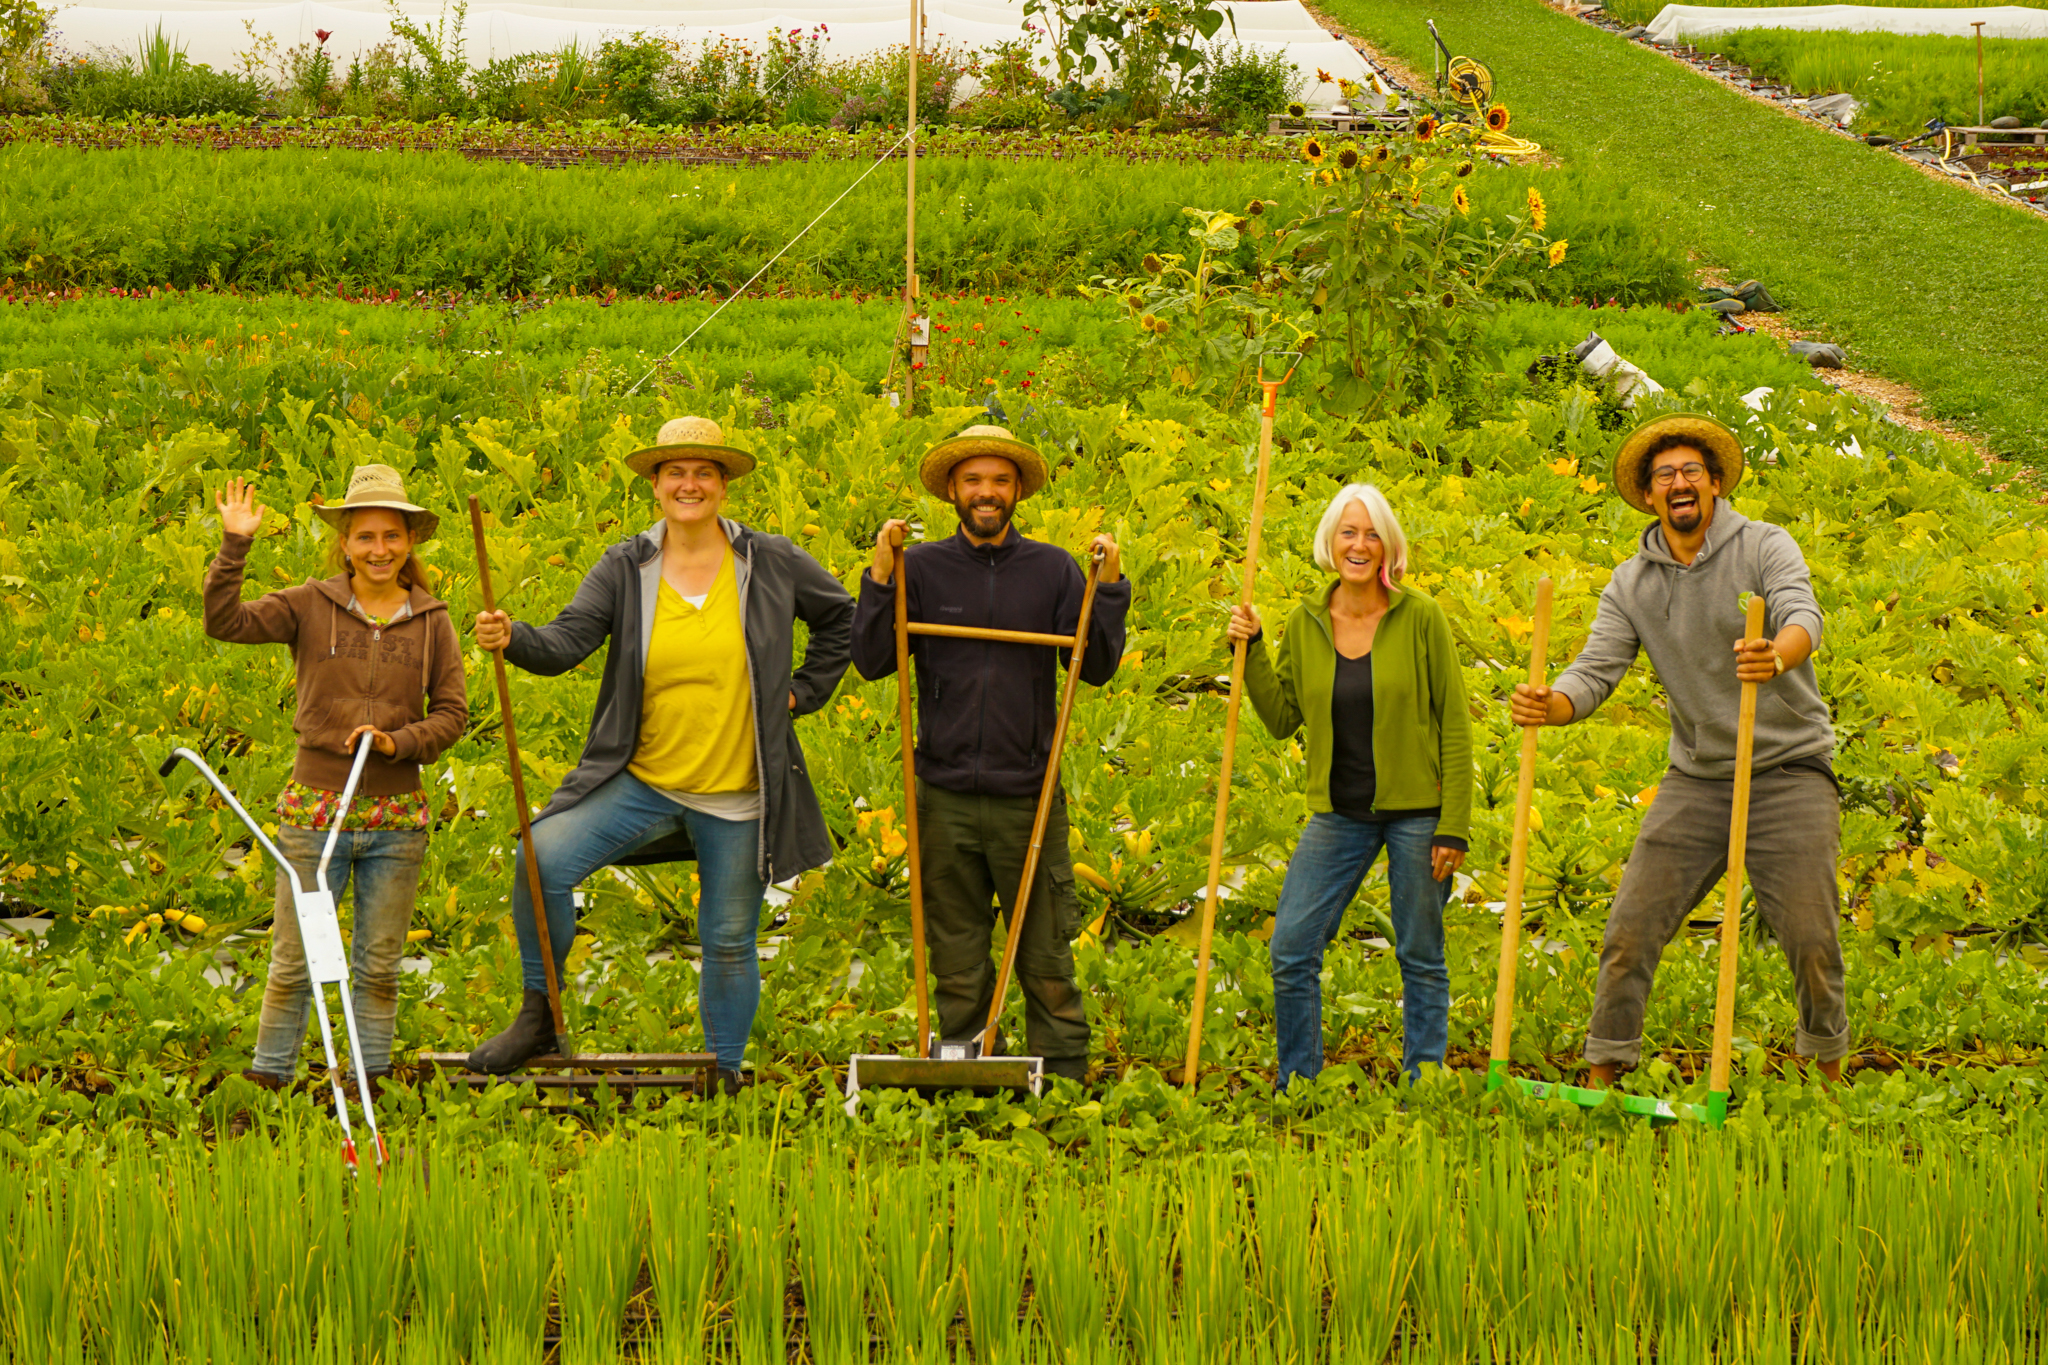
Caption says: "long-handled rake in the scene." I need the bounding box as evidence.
[160,734,387,1171]
[1182,353,1296,1089]
[844,527,1106,1109]
[1487,592,1767,1127]
[416,496,717,1097]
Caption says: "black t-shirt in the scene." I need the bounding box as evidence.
[1327,650,1447,832]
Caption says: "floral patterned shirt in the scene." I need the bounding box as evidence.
[274,595,432,831]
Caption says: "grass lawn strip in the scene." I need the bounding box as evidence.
[1312,0,2048,464]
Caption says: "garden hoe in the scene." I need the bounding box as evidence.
[1486,592,1767,1127]
[414,497,718,1099]
[1182,353,1297,1089]
[844,526,1106,1111]
[160,734,388,1172]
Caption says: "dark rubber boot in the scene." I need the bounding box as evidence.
[227,1069,287,1138]
[465,990,559,1075]
[713,1068,744,1098]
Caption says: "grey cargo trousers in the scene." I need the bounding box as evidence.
[916,780,1089,1079]
[1585,764,1851,1069]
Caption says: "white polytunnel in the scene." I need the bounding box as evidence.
[1645,3,2048,42]
[44,0,1379,109]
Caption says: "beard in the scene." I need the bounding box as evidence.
[955,494,1015,537]
[1664,495,1704,534]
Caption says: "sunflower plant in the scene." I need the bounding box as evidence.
[1274,130,1560,420]
[1081,202,1314,406]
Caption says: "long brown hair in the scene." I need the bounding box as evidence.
[324,508,426,590]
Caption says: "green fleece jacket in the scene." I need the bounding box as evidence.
[1243,582,1474,846]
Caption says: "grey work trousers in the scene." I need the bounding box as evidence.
[916,780,1089,1078]
[1585,765,1851,1069]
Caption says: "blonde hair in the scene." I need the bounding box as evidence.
[1312,483,1408,589]
[325,508,425,590]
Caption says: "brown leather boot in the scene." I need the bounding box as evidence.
[227,1069,287,1138]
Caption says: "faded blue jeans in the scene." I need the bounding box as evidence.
[1270,812,1451,1087]
[252,825,426,1079]
[512,770,765,1071]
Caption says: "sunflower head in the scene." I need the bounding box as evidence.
[1456,160,1474,178]
[1452,185,1471,216]
[1414,115,1437,142]
[1301,136,1326,165]
[1141,253,1164,274]
[1440,292,1457,308]
[1548,239,1570,267]
[1139,312,1160,332]
[1373,144,1391,165]
[1336,145,1361,170]
[1486,103,1510,132]
[1526,185,1548,232]
[1245,198,1266,216]
[1287,101,1307,118]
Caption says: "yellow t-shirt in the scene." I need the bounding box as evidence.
[627,554,759,795]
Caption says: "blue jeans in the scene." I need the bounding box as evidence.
[512,770,765,1070]
[252,825,426,1078]
[1269,812,1451,1086]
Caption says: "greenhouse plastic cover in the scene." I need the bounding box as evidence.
[45,0,1377,107]
[1646,3,2048,41]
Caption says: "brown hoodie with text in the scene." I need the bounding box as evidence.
[203,532,468,797]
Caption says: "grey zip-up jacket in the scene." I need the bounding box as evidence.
[1552,500,1832,779]
[504,517,854,882]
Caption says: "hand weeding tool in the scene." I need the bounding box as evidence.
[160,734,387,1170]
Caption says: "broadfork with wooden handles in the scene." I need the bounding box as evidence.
[885,525,1106,1060]
[1183,352,1298,1088]
[468,494,567,1053]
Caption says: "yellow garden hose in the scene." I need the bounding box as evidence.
[1478,127,1545,157]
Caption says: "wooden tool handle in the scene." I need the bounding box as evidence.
[1487,576,1554,1079]
[1707,594,1770,1102]
[892,537,931,1058]
[980,551,1106,1056]
[467,496,565,1038]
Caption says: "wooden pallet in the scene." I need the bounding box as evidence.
[416,1052,719,1094]
[1265,112,1413,137]
[1957,125,2048,149]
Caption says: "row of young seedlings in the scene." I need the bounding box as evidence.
[2,1119,2046,1363]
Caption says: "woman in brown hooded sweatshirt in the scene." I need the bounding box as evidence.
[203,465,467,1109]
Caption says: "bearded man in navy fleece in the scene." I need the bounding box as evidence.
[852,425,1130,1081]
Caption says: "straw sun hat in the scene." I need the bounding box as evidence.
[625,416,757,481]
[1610,412,1746,516]
[313,464,440,543]
[918,425,1050,501]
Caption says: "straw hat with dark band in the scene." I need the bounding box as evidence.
[1611,412,1746,515]
[313,464,440,543]
[919,424,1049,500]
[625,416,757,481]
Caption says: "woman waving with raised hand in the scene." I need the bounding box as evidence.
[203,466,468,1126]
[1227,483,1473,1090]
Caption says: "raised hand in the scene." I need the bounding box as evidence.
[870,520,910,585]
[475,609,512,652]
[217,476,268,539]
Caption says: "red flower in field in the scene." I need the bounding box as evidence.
[314,28,332,42]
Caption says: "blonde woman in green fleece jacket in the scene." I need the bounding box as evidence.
[1228,483,1474,1087]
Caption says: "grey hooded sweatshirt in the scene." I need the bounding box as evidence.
[1552,499,1832,780]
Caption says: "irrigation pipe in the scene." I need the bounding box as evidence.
[623,129,913,398]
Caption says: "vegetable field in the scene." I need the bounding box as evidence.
[8,1118,2048,1363]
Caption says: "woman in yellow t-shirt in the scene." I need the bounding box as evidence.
[468,418,854,1088]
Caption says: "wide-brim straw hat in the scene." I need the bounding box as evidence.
[919,425,1049,500]
[1611,412,1746,515]
[624,416,757,480]
[313,464,439,543]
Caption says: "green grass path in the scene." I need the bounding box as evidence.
[1317,0,2048,462]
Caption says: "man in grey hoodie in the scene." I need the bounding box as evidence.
[1510,413,1848,1085]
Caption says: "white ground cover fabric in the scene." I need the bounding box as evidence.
[47,0,1376,108]
[1646,3,2048,41]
